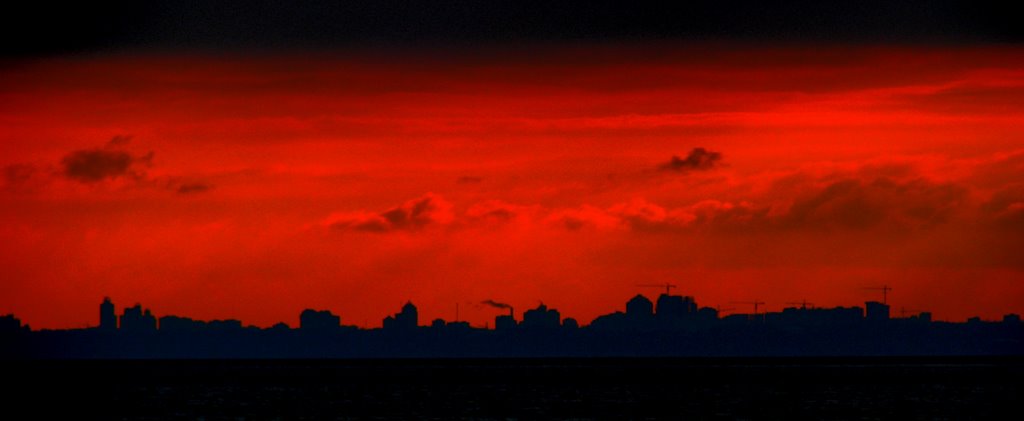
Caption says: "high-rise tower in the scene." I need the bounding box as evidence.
[99,297,117,331]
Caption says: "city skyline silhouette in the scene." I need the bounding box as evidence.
[3,3,1023,420]
[4,282,1013,331]
[4,290,1021,358]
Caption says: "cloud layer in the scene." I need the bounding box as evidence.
[2,49,1023,330]
[319,165,1000,237]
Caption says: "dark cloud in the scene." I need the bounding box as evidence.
[603,176,965,234]
[544,175,969,234]
[659,148,723,172]
[380,195,449,230]
[784,178,968,230]
[62,149,133,182]
[52,137,214,196]
[327,193,454,233]
[176,183,213,195]
[60,137,153,183]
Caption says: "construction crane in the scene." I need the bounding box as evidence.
[731,300,765,315]
[864,285,893,304]
[636,283,678,296]
[785,300,815,310]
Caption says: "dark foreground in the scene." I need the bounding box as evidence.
[9,357,1021,420]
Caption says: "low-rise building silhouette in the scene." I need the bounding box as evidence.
[767,306,864,328]
[300,309,341,331]
[383,301,418,330]
[268,322,290,332]
[207,319,244,331]
[495,313,517,330]
[656,294,697,319]
[159,315,206,331]
[445,320,471,332]
[865,301,890,322]
[907,312,932,323]
[626,294,654,320]
[1,314,27,333]
[720,313,753,326]
[522,303,560,329]
[120,304,157,332]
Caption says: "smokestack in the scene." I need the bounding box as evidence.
[509,307,514,319]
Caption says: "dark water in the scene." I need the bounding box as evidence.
[9,357,1021,420]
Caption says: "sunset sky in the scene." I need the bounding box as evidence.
[2,3,1023,329]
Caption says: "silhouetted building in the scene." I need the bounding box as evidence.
[696,307,719,322]
[865,301,890,322]
[299,309,341,331]
[1,314,27,333]
[445,321,471,332]
[592,294,717,331]
[909,312,932,323]
[522,303,560,329]
[721,313,752,326]
[588,312,629,331]
[562,317,579,329]
[768,306,864,328]
[626,294,654,319]
[383,301,418,330]
[159,315,206,331]
[119,304,157,332]
[267,322,291,332]
[656,294,697,319]
[495,314,517,330]
[207,319,244,331]
[99,297,117,331]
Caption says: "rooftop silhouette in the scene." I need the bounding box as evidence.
[1,291,1021,358]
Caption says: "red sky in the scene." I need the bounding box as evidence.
[2,45,1023,329]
